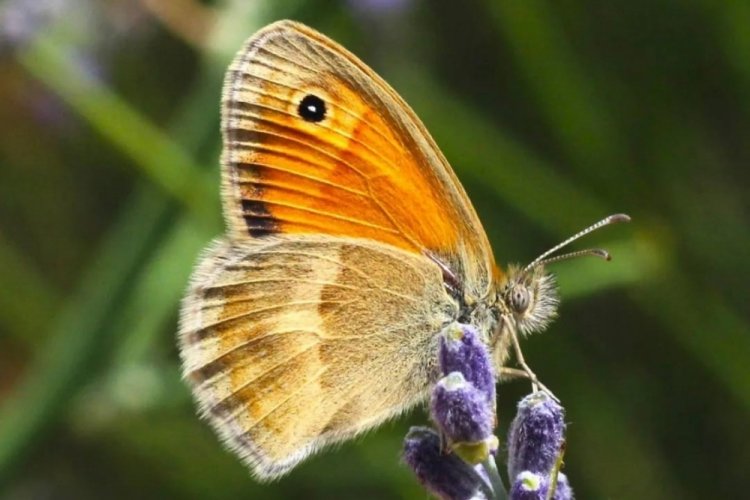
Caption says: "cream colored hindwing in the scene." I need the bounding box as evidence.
[178,235,458,479]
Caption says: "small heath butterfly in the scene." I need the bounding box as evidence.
[178,20,628,480]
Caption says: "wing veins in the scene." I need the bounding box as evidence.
[244,198,399,233]
[229,98,407,180]
[193,300,351,334]
[241,248,423,302]
[236,161,369,196]
[227,128,369,181]
[230,74,403,153]
[203,277,358,292]
[211,346,324,422]
[191,328,318,387]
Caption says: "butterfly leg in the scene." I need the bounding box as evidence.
[499,368,559,402]
[498,367,527,380]
[506,330,559,402]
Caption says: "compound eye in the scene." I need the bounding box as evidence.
[510,286,530,314]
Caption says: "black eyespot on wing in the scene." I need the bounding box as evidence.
[297,94,326,122]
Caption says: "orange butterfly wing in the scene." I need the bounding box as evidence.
[221,21,497,295]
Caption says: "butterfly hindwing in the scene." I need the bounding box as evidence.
[179,235,457,479]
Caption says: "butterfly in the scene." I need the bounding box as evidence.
[178,20,628,480]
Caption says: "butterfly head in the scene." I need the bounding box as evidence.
[495,213,631,337]
[499,264,558,336]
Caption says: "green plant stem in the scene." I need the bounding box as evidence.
[482,455,509,500]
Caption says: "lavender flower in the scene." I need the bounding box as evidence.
[509,470,573,500]
[403,426,489,500]
[439,324,496,403]
[405,323,575,500]
[509,471,548,500]
[431,371,498,465]
[432,372,493,444]
[507,392,565,480]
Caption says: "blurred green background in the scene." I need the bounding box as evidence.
[1,0,748,498]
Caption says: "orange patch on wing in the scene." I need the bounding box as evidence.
[226,71,463,256]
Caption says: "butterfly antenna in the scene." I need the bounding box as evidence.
[523,213,630,273]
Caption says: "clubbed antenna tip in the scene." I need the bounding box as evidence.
[524,213,630,273]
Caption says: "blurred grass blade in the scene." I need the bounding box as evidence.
[112,215,211,364]
[485,0,631,187]
[555,239,654,300]
[637,268,750,413]
[550,340,687,498]
[0,232,59,347]
[0,186,166,483]
[16,36,218,230]
[718,0,750,108]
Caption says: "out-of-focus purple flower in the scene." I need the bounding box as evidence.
[1,0,150,54]
[439,324,496,404]
[510,471,548,500]
[0,0,66,47]
[507,391,566,480]
[347,0,414,16]
[403,426,488,500]
[552,473,573,500]
[431,372,493,446]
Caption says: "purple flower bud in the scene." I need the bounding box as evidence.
[403,427,488,500]
[509,470,574,500]
[552,473,574,500]
[510,471,548,500]
[431,372,494,447]
[439,324,496,403]
[507,392,566,480]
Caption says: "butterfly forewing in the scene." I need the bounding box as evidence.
[220,21,497,294]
